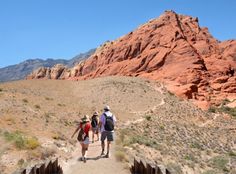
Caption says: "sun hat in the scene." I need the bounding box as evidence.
[93,111,99,116]
[104,105,110,111]
[81,115,90,122]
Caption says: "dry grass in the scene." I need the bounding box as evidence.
[0,77,164,173]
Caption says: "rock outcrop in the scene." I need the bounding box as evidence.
[27,11,236,109]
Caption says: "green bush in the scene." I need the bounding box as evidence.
[210,156,229,171]
[3,131,39,150]
[145,115,152,121]
[208,105,236,117]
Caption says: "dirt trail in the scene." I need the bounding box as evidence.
[63,136,130,174]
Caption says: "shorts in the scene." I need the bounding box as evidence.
[101,131,114,142]
[80,137,89,145]
[92,127,99,133]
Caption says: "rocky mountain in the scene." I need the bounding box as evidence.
[27,11,236,109]
[0,49,95,82]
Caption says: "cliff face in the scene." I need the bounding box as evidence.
[27,11,236,109]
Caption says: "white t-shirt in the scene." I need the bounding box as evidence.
[100,111,116,132]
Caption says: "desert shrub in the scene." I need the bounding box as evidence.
[45,97,53,100]
[0,88,3,92]
[208,105,236,117]
[209,156,229,171]
[208,106,216,113]
[145,115,152,121]
[3,131,39,150]
[40,148,56,160]
[115,151,128,162]
[34,105,41,109]
[22,99,28,103]
[190,142,202,149]
[228,151,236,157]
[26,137,40,149]
[125,135,159,149]
[166,162,183,174]
[202,170,219,174]
[219,106,236,117]
[17,159,25,167]
[221,98,230,105]
[4,131,26,149]
[184,154,196,162]
[57,103,66,107]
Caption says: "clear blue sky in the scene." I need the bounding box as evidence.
[0,0,235,68]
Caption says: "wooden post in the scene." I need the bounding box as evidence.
[28,166,36,174]
[156,166,163,174]
[134,158,140,174]
[20,169,27,174]
[166,169,171,174]
[139,160,146,174]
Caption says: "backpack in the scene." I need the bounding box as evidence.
[77,124,85,141]
[104,113,114,131]
[91,116,98,128]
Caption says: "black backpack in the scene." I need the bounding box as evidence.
[104,113,114,131]
[91,116,98,128]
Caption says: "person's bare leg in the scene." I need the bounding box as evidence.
[83,144,89,162]
[92,131,95,143]
[80,143,85,160]
[101,140,105,155]
[96,131,99,141]
[106,141,111,157]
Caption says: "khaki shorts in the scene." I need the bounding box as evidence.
[101,131,114,142]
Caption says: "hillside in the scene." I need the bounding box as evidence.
[0,49,95,82]
[27,11,236,109]
[0,77,235,174]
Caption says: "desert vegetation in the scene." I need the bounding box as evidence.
[0,77,235,173]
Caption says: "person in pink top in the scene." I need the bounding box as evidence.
[71,115,91,162]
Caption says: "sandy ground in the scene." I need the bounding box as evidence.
[63,133,130,174]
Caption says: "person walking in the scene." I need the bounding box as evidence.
[99,105,116,158]
[91,111,99,143]
[71,115,91,163]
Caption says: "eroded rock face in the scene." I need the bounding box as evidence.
[27,11,236,109]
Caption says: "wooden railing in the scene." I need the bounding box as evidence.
[16,158,63,174]
[130,158,171,174]
[15,158,170,174]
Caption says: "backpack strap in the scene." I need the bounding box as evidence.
[104,113,113,119]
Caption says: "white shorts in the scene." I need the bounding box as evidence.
[80,137,90,145]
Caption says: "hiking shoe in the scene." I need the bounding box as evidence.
[105,153,110,158]
[80,157,84,161]
[83,157,87,163]
[100,151,105,156]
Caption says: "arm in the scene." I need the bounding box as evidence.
[71,126,80,138]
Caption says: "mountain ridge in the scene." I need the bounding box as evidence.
[27,10,236,109]
[0,49,95,82]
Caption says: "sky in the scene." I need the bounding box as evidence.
[0,0,236,68]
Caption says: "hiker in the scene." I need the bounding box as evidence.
[91,111,99,143]
[99,105,116,158]
[71,115,91,162]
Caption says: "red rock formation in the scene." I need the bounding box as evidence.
[27,11,236,109]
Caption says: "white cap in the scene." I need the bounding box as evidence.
[104,105,110,111]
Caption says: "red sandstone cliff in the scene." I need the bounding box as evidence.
[27,11,236,109]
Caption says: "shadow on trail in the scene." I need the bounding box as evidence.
[77,155,108,162]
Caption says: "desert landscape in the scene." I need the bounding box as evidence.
[0,8,235,174]
[0,76,235,174]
